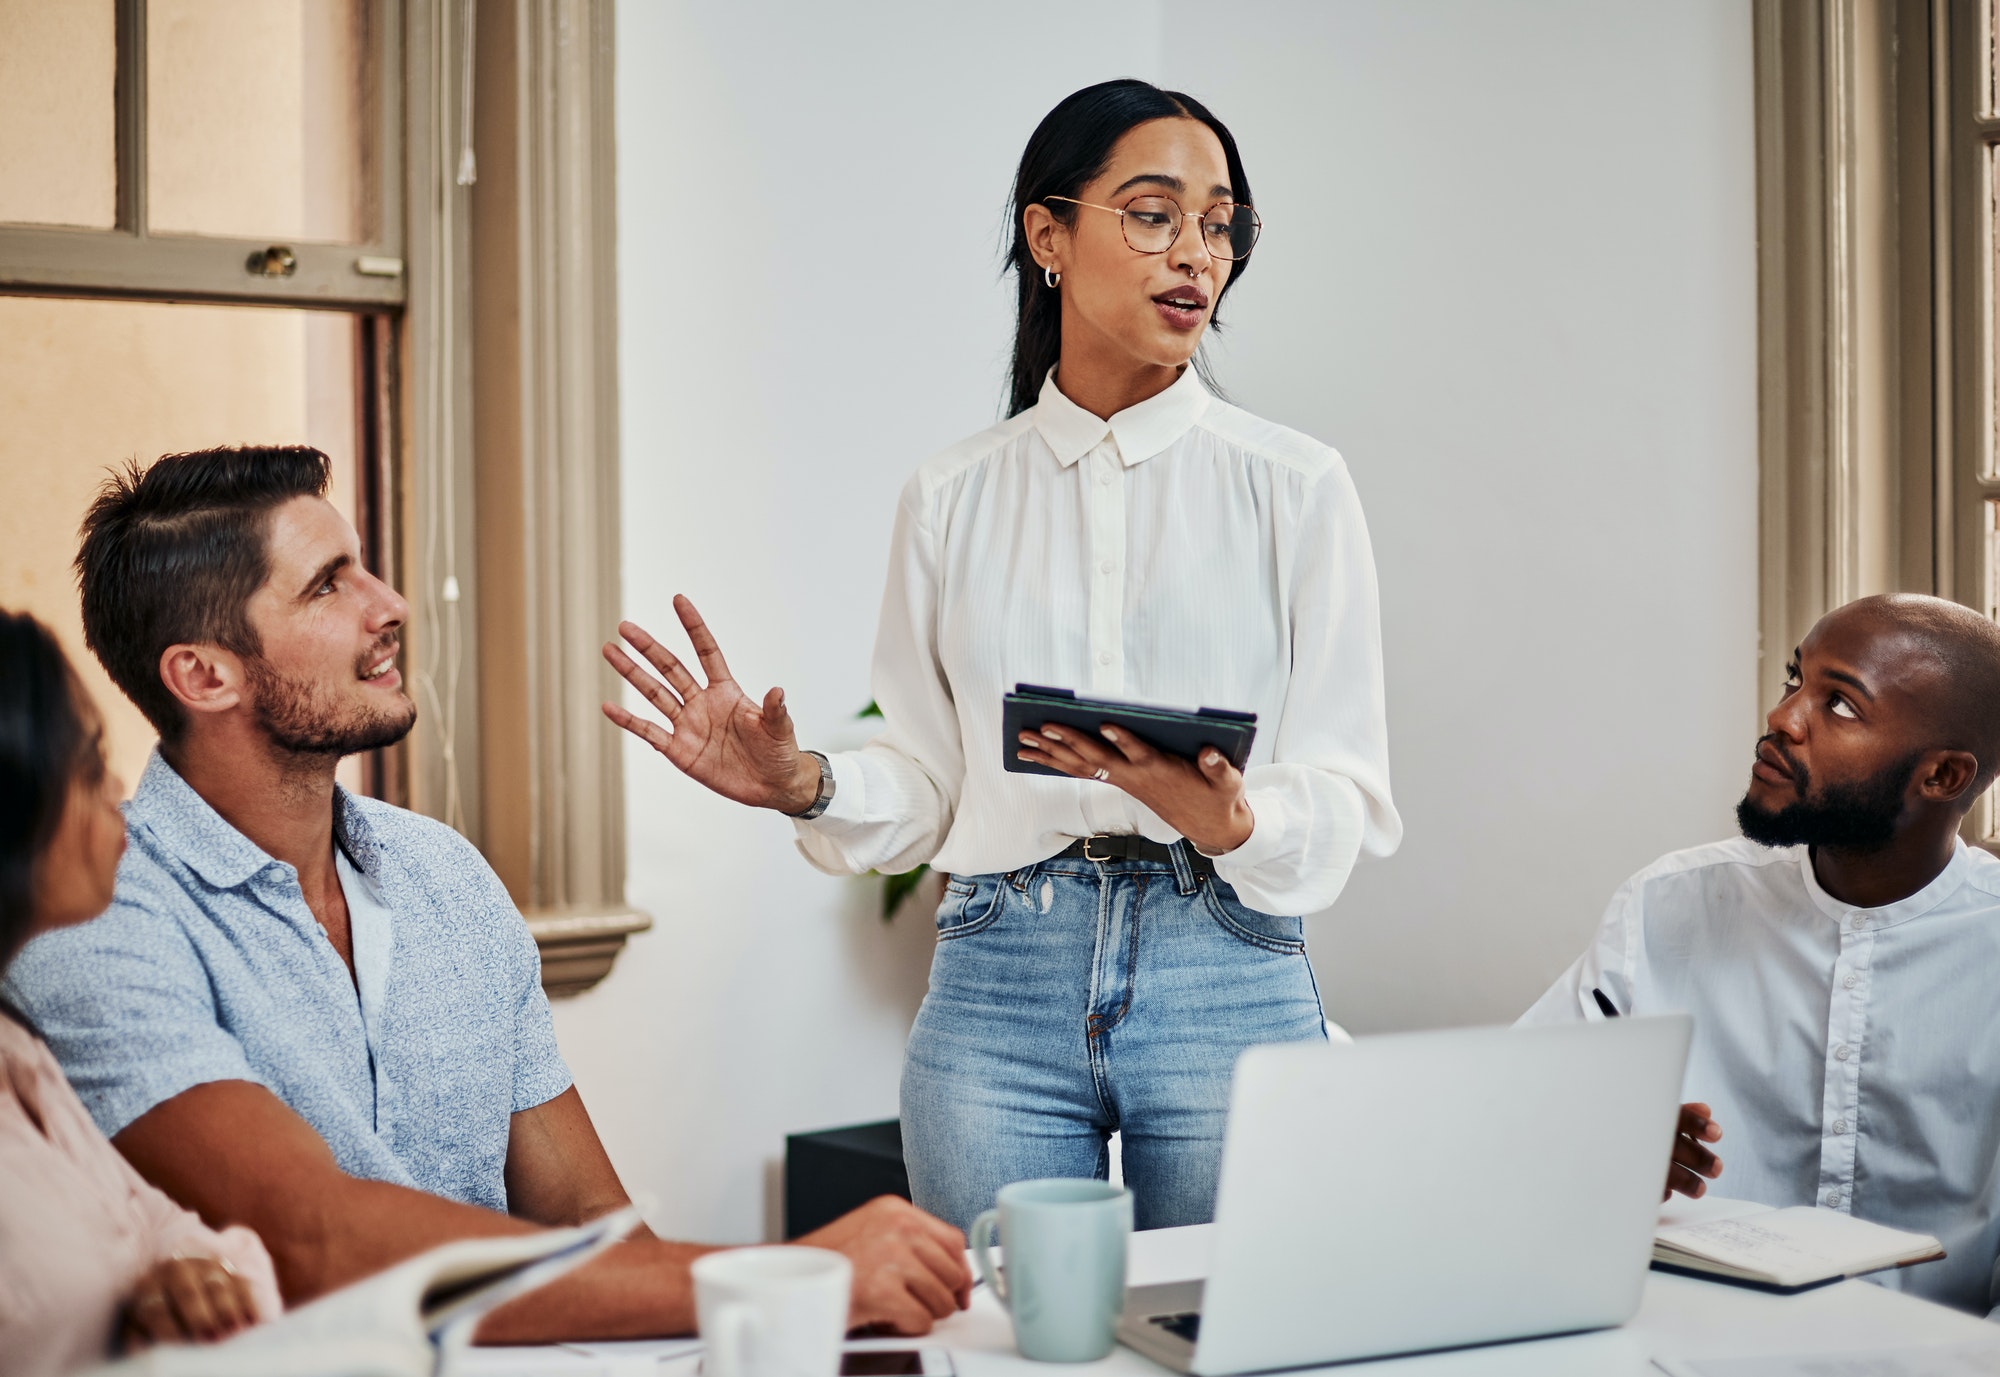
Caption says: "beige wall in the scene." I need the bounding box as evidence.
[0,0,115,228]
[0,0,377,792]
[0,297,359,794]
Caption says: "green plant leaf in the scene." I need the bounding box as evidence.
[858,699,883,719]
[879,864,930,921]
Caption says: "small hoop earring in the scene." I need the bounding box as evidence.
[1044,265,1060,288]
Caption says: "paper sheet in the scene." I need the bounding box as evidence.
[557,1340,703,1362]
[1655,1342,2000,1377]
[1657,1195,1773,1231]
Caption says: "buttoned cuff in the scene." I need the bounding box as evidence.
[794,750,868,831]
[1205,786,1288,873]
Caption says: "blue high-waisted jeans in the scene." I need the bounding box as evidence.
[899,848,1327,1234]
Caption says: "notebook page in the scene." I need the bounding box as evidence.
[1655,1207,1937,1285]
[1657,1194,1772,1231]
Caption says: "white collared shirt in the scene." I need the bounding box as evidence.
[1521,836,2000,1314]
[795,367,1401,916]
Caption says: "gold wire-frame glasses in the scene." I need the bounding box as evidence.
[1045,194,1262,261]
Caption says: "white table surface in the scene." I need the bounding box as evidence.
[455,1223,2000,1377]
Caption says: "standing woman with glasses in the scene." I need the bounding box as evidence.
[605,79,1400,1231]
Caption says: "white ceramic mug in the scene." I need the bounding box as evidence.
[693,1246,853,1377]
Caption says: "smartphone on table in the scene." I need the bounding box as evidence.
[840,1350,955,1376]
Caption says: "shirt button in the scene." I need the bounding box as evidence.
[1098,651,1113,666]
[1832,1118,1849,1134]
[1099,560,1116,574]
[1098,472,1113,486]
[1843,974,1859,990]
[1851,916,1868,931]
[1834,1044,1852,1061]
[1826,1191,1844,1208]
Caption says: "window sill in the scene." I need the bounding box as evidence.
[526,906,654,998]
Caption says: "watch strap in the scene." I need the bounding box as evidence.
[791,750,835,820]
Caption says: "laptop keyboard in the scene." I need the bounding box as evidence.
[1151,1312,1202,1343]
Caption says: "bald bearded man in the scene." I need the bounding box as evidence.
[1523,594,2000,1315]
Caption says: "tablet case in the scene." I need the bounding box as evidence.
[1003,684,1257,778]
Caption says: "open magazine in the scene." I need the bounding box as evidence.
[84,1203,646,1377]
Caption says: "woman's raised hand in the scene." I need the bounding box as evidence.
[602,596,822,813]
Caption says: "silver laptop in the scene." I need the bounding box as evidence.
[1118,1016,1691,1374]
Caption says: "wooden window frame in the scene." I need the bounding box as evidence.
[0,0,644,989]
[0,0,408,308]
[1754,0,2000,848]
[465,0,647,994]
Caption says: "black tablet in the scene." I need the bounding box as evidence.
[1003,684,1257,778]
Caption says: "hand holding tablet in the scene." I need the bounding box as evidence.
[1002,685,1257,777]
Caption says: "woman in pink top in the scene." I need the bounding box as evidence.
[0,610,281,1375]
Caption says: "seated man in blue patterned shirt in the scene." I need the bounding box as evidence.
[5,446,968,1342]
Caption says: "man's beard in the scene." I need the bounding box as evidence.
[244,648,417,759]
[1736,741,1924,851]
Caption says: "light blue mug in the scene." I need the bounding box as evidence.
[970,1179,1133,1363]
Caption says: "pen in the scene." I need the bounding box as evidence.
[1591,987,1620,1019]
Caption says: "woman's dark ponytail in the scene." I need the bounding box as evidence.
[1005,79,1255,417]
[0,609,92,981]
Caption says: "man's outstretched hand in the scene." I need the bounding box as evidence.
[799,1196,973,1335]
[1666,1101,1723,1200]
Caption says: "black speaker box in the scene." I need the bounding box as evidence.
[783,1119,912,1239]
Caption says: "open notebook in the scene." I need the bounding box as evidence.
[84,1203,645,1377]
[1653,1195,1943,1292]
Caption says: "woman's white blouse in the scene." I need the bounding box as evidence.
[795,367,1401,916]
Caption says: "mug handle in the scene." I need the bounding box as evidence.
[709,1301,756,1377]
[970,1209,1007,1312]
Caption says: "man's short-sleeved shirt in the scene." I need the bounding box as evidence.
[1522,836,2000,1315]
[4,752,573,1212]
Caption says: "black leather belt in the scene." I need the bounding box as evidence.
[1053,835,1215,878]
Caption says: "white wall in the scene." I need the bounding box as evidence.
[564,0,1757,1245]
[563,0,1164,1246]
[1159,0,1760,1032]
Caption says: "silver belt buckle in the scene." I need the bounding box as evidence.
[1082,835,1114,864]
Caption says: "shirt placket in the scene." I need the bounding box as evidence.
[1817,914,1876,1211]
[1086,439,1126,695]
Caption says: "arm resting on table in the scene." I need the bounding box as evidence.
[111,1080,719,1341]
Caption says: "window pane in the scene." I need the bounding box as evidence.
[0,298,367,795]
[0,0,116,229]
[147,0,379,244]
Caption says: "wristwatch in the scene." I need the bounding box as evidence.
[791,750,835,820]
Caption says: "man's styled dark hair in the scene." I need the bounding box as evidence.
[75,446,331,742]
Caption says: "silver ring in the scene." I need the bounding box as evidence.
[1092,767,1110,782]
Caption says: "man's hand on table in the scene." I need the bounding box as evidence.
[798,1196,973,1334]
[1665,1101,1723,1200]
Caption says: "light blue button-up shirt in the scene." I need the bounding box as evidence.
[1522,836,2000,1314]
[4,752,573,1213]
